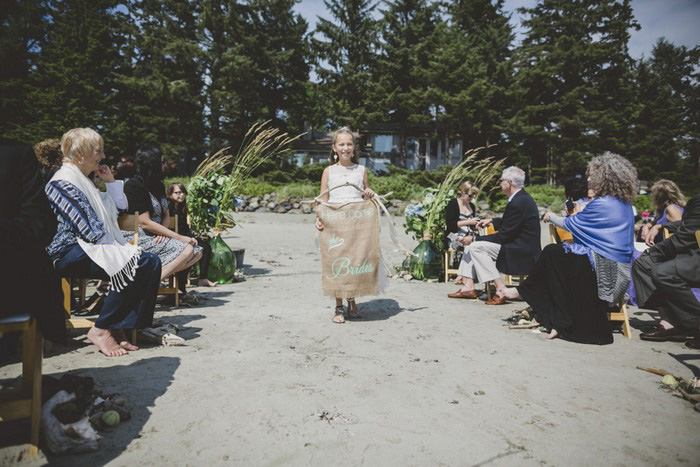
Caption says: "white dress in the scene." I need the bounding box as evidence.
[327,163,387,293]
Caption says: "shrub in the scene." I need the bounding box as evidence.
[276,182,318,199]
[238,179,276,198]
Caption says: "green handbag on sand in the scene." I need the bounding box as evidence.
[208,234,237,284]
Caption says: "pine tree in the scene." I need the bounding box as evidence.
[435,0,514,155]
[313,0,380,129]
[0,0,48,142]
[372,0,442,164]
[13,0,126,146]
[509,0,639,183]
[112,0,205,158]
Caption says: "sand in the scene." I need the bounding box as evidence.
[1,212,699,466]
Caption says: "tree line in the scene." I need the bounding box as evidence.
[1,0,698,191]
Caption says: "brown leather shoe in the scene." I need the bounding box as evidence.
[448,289,478,299]
[640,326,688,342]
[485,295,507,305]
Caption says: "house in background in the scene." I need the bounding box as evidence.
[291,123,463,171]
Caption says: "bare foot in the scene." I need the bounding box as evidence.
[198,278,218,287]
[455,276,464,285]
[546,329,559,340]
[87,327,128,357]
[501,287,522,300]
[113,329,139,351]
[347,299,358,318]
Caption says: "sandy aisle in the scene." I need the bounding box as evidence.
[2,212,698,466]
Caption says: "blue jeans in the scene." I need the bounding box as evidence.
[55,244,161,329]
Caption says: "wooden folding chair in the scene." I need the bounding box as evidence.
[548,223,630,338]
[157,215,180,307]
[663,227,672,240]
[444,249,460,282]
[0,314,43,458]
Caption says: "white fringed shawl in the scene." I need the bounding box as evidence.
[50,163,140,291]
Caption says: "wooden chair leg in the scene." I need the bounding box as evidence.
[444,251,449,283]
[61,278,71,316]
[78,278,87,306]
[621,303,631,339]
[131,329,138,344]
[173,274,180,307]
[23,320,42,458]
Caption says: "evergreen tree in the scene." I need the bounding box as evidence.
[509,0,639,183]
[313,0,380,129]
[113,0,205,158]
[631,39,700,193]
[372,0,442,165]
[435,0,514,155]
[0,0,48,142]
[11,0,125,146]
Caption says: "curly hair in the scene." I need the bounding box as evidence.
[33,139,63,173]
[651,179,686,214]
[134,146,165,198]
[457,180,480,198]
[328,127,360,164]
[586,152,638,202]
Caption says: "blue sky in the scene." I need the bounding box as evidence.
[293,0,700,58]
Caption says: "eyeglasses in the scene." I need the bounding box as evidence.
[499,178,511,183]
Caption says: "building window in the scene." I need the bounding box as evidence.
[373,135,393,153]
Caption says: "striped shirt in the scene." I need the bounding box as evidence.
[45,180,107,259]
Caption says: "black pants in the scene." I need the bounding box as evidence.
[632,254,700,331]
[518,244,613,344]
[54,244,161,329]
[177,238,212,293]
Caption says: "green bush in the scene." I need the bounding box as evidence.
[276,182,318,199]
[633,193,654,215]
[238,179,276,197]
[298,162,327,182]
[259,169,295,184]
[527,184,565,212]
[369,174,425,201]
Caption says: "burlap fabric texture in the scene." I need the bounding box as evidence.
[318,199,380,299]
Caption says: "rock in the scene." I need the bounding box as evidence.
[248,201,260,210]
[256,207,269,213]
[250,197,259,205]
[263,193,271,201]
[403,274,413,281]
[287,209,301,214]
[266,202,276,209]
[244,206,257,212]
[274,205,289,213]
[292,202,300,209]
[478,201,490,210]
[301,204,312,214]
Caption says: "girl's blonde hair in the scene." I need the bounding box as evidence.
[651,179,686,213]
[328,126,360,164]
[457,180,480,198]
[60,128,103,165]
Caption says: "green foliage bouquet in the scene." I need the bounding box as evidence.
[188,121,300,238]
[404,146,504,251]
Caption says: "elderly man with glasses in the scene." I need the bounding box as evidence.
[448,166,541,305]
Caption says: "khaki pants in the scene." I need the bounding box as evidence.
[458,241,501,283]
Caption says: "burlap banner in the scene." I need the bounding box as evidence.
[318,200,380,299]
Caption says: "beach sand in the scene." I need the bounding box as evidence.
[1,212,698,466]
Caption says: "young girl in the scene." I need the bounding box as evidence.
[315,127,378,323]
[168,182,217,287]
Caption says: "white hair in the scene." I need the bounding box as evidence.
[501,166,525,188]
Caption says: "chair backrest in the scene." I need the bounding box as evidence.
[548,224,573,244]
[168,214,178,234]
[484,224,497,235]
[663,227,673,240]
[117,211,139,245]
[695,230,700,248]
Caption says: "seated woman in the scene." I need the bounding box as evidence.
[167,182,217,288]
[501,152,637,344]
[123,147,202,281]
[46,128,162,356]
[641,179,685,246]
[444,181,481,286]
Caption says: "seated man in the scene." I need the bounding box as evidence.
[632,194,700,349]
[448,166,541,305]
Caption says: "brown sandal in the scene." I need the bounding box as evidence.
[333,306,345,324]
[347,299,358,318]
